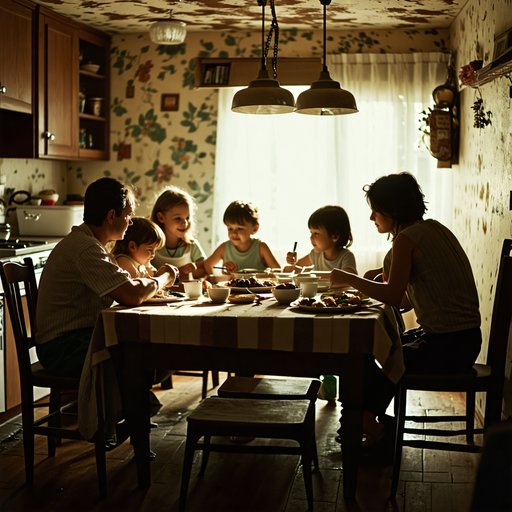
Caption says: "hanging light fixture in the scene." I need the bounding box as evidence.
[231,0,295,114]
[295,0,358,115]
[149,1,186,45]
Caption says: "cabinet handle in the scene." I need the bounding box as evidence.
[0,83,6,94]
[44,132,55,141]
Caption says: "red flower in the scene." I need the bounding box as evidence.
[459,64,475,86]
[155,164,174,184]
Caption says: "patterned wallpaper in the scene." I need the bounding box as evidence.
[66,26,450,251]
[450,0,512,417]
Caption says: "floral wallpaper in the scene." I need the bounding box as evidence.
[66,27,450,251]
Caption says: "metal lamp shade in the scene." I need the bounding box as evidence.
[231,69,296,114]
[149,20,186,45]
[295,70,358,115]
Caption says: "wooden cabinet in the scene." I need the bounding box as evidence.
[0,0,36,158]
[195,58,322,88]
[38,10,79,159]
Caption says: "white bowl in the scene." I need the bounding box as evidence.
[293,275,319,287]
[81,63,100,73]
[208,287,230,303]
[272,287,301,305]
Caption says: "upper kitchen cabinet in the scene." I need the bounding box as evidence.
[37,6,110,161]
[0,0,36,158]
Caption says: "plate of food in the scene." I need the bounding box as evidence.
[219,277,277,294]
[291,294,363,313]
[228,294,257,304]
[321,290,371,303]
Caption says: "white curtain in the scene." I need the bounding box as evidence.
[213,52,452,274]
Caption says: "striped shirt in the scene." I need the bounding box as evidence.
[394,219,480,333]
[36,224,131,345]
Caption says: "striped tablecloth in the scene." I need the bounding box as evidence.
[78,298,404,440]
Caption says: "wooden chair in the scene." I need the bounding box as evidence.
[390,239,512,498]
[0,257,109,497]
[179,397,318,511]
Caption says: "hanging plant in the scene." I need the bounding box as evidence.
[471,90,492,129]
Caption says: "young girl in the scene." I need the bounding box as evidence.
[112,216,167,279]
[150,186,207,281]
[284,205,357,275]
[330,172,481,443]
[204,200,280,274]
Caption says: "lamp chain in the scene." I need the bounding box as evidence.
[263,0,279,79]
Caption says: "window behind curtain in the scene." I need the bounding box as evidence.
[212,53,453,274]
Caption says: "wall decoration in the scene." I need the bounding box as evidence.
[161,93,180,111]
[126,85,135,98]
[118,144,131,159]
[493,27,512,60]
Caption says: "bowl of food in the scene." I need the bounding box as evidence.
[37,190,59,205]
[208,287,230,303]
[272,283,301,305]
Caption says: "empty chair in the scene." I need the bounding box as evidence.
[179,397,318,511]
[0,257,110,497]
[390,239,512,498]
[163,370,220,399]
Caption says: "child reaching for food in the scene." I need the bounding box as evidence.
[329,172,482,444]
[204,200,280,274]
[112,217,177,287]
[150,186,207,282]
[284,205,357,275]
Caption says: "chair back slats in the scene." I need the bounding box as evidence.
[0,258,38,383]
[484,240,512,424]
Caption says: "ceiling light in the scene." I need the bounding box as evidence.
[232,0,295,114]
[149,3,186,45]
[295,0,358,115]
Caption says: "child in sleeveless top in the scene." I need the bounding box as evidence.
[204,200,280,274]
[284,205,357,274]
[150,186,207,282]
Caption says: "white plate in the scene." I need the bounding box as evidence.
[81,64,100,73]
[290,300,361,314]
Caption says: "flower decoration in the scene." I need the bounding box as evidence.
[471,97,492,129]
[459,64,475,86]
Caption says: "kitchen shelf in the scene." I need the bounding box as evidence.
[79,113,105,121]
[470,49,512,88]
[195,57,322,88]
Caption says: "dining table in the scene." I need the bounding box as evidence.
[78,293,404,499]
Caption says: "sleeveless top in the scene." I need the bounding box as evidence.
[115,253,154,278]
[398,219,480,333]
[224,239,266,271]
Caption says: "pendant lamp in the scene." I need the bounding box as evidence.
[231,0,295,114]
[295,0,358,115]
[149,3,186,45]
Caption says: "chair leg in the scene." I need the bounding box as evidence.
[94,430,108,498]
[390,384,407,499]
[212,371,219,387]
[22,401,35,483]
[200,434,211,475]
[179,428,203,512]
[201,371,208,399]
[311,418,319,470]
[160,375,173,389]
[466,391,476,444]
[48,389,62,456]
[299,434,314,510]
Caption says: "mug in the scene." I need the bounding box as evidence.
[301,281,318,298]
[183,280,202,299]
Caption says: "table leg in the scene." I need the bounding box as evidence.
[337,355,365,499]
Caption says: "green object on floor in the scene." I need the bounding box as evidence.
[319,375,337,401]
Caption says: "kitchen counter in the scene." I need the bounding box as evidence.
[0,237,62,260]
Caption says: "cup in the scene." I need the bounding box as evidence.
[207,287,230,303]
[301,281,318,298]
[183,280,202,299]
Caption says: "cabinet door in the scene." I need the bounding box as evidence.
[38,15,79,159]
[0,0,34,113]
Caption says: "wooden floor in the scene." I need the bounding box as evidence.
[0,373,483,512]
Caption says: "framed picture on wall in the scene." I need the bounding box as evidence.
[161,94,180,112]
[493,28,512,60]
